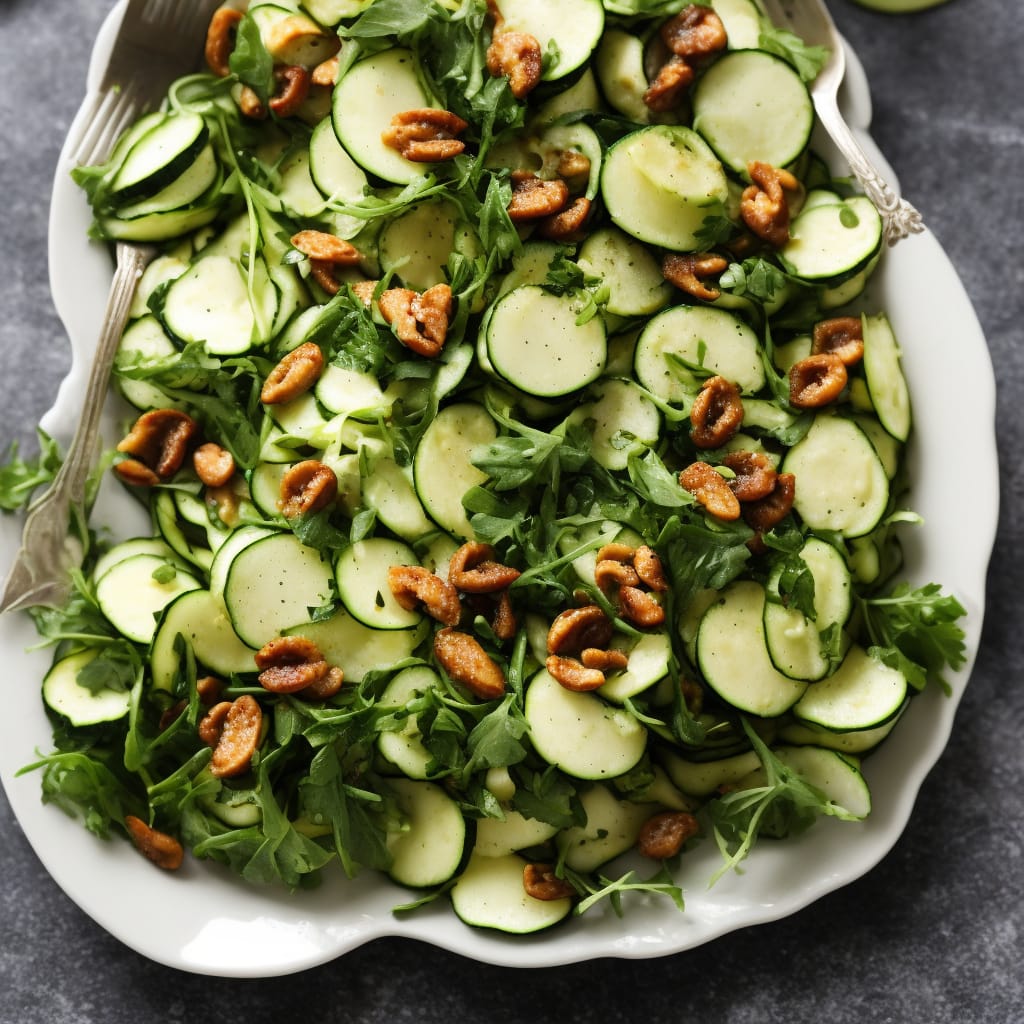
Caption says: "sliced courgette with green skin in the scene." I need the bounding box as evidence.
[473,808,560,858]
[108,112,209,203]
[150,588,258,692]
[43,650,131,727]
[115,315,179,411]
[377,665,442,779]
[494,0,605,83]
[334,537,423,630]
[556,783,652,872]
[523,668,647,780]
[576,227,673,317]
[763,537,852,682]
[792,644,908,732]
[634,303,765,404]
[450,852,573,934]
[692,50,814,176]
[222,531,335,648]
[861,312,912,442]
[780,196,883,283]
[659,748,762,799]
[386,778,468,889]
[696,581,808,718]
[597,629,673,703]
[95,552,202,645]
[413,402,496,539]
[114,143,220,220]
[782,414,890,538]
[601,125,730,251]
[485,285,607,398]
[709,0,764,48]
[563,378,661,471]
[778,712,902,755]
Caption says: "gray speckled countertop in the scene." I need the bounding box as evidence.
[1,1,1021,1021]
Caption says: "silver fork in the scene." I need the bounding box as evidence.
[760,0,925,245]
[0,0,220,613]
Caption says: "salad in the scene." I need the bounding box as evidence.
[10,0,967,935]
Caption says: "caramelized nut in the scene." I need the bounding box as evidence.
[812,316,864,367]
[193,442,235,487]
[634,545,668,592]
[661,4,728,57]
[433,626,507,700]
[662,252,729,302]
[378,284,452,358]
[114,458,160,488]
[523,862,575,901]
[381,108,468,162]
[198,700,233,747]
[643,54,696,112]
[124,815,184,870]
[595,542,636,564]
[536,196,592,243]
[237,85,266,120]
[387,565,462,625]
[742,471,796,533]
[507,171,570,223]
[618,585,667,628]
[269,65,310,118]
[690,375,744,449]
[546,653,607,691]
[679,461,741,521]
[788,352,848,409]
[579,647,629,673]
[261,341,324,404]
[722,449,777,502]
[595,558,641,593]
[209,694,263,778]
[487,30,543,99]
[116,408,197,481]
[311,53,339,87]
[448,541,521,594]
[740,161,801,248]
[490,590,518,641]
[546,604,614,656]
[255,635,330,694]
[279,459,338,518]
[298,664,344,701]
[205,7,243,78]
[636,810,700,859]
[291,230,361,265]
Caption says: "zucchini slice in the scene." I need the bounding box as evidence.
[43,650,130,727]
[386,778,468,889]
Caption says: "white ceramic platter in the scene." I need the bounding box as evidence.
[0,1,998,976]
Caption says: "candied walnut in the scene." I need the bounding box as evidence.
[580,647,629,673]
[662,252,729,302]
[124,815,184,871]
[279,459,338,518]
[209,695,263,778]
[636,810,700,859]
[596,542,636,564]
[298,664,345,701]
[679,460,741,521]
[237,85,266,120]
[255,635,330,694]
[722,449,777,502]
[269,65,310,118]
[555,149,592,184]
[207,483,241,528]
[197,675,224,704]
[536,196,592,243]
[261,341,324,405]
[643,55,695,113]
[740,161,801,247]
[743,471,796,534]
[193,442,235,488]
[487,30,543,99]
[507,171,570,223]
[308,260,345,295]
[205,7,243,78]
[114,458,160,487]
[661,5,728,58]
[595,558,641,593]
[378,284,453,358]
[490,590,518,641]
[523,863,575,902]
[634,545,669,592]
[788,352,848,408]
[546,654,607,692]
[387,564,462,625]
[812,316,864,367]
[618,585,667,628]
[381,108,468,162]
[311,54,339,87]
[116,408,197,481]
[198,700,233,747]
[351,279,378,306]
[291,229,361,265]
[434,627,507,700]
[546,604,614,657]
[448,541,521,594]
[690,375,744,449]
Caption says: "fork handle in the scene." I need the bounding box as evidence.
[816,94,925,246]
[0,241,153,612]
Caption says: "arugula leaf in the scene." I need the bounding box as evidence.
[626,448,691,509]
[719,258,792,303]
[229,14,275,102]
[510,764,584,830]
[860,582,967,692]
[758,26,830,82]
[569,865,686,918]
[462,693,530,780]
[0,431,61,510]
[337,0,433,39]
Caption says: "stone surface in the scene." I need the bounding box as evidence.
[0,1,1021,1021]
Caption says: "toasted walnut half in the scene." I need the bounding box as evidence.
[448,541,521,594]
[636,810,700,859]
[115,408,197,485]
[523,862,576,901]
[690,375,744,449]
[261,341,324,405]
[679,460,741,521]
[205,7,243,78]
[387,564,462,625]
[812,316,864,367]
[662,252,729,302]
[209,695,263,778]
[788,352,848,408]
[507,171,570,223]
[124,815,184,870]
[381,108,468,162]
[740,161,801,247]
[434,626,507,700]
[279,459,338,518]
[378,284,453,358]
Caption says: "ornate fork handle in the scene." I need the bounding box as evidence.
[0,241,155,612]
[815,90,925,246]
